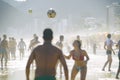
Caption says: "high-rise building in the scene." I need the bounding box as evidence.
[108,3,120,31]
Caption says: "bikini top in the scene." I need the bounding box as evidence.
[72,51,84,61]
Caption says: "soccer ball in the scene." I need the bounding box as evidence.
[47,8,56,18]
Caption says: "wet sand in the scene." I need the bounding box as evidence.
[0,49,119,80]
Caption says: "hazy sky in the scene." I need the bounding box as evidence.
[4,0,120,21]
[1,0,120,38]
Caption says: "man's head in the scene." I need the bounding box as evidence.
[43,28,53,41]
[107,34,111,38]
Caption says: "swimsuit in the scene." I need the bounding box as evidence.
[72,52,84,61]
[75,65,83,71]
[35,75,56,80]
[106,50,112,55]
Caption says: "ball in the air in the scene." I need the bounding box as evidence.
[28,9,32,14]
[47,8,56,18]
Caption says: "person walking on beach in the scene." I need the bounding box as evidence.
[0,34,8,68]
[26,28,68,80]
[11,37,17,60]
[102,34,115,71]
[116,40,120,79]
[64,40,89,80]
[18,38,26,60]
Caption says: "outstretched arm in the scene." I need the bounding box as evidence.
[64,54,71,59]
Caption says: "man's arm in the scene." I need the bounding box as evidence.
[59,50,69,80]
[26,50,35,80]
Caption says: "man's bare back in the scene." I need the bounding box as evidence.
[26,28,68,80]
[33,42,66,77]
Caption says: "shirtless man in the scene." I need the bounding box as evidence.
[26,28,68,80]
[102,34,115,71]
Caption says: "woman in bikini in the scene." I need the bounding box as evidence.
[64,40,89,80]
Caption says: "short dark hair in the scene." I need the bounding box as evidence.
[107,34,111,38]
[43,28,53,41]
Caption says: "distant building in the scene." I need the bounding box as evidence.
[108,3,120,31]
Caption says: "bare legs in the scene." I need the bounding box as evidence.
[1,53,8,69]
[71,65,79,80]
[81,66,87,80]
[71,65,87,80]
[102,54,112,71]
[116,67,120,79]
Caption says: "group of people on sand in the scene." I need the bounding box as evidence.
[0,34,25,69]
[0,28,120,80]
[0,33,40,69]
[26,28,120,80]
